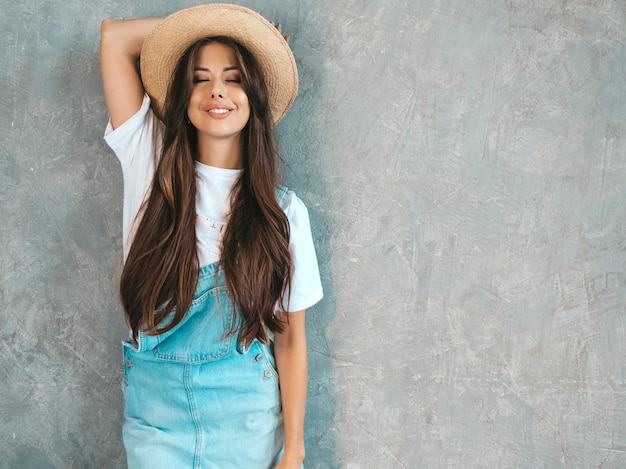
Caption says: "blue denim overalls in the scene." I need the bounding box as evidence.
[121,192,289,468]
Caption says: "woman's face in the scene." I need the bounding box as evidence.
[187,42,251,143]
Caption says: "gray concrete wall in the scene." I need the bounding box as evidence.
[1,0,624,467]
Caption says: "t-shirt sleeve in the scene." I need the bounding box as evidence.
[280,191,324,312]
[103,94,161,259]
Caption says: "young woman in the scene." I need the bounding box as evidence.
[100,5,323,468]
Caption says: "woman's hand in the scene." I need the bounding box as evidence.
[275,457,304,469]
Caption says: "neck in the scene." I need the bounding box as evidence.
[196,134,244,169]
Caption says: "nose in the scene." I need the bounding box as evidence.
[209,80,223,99]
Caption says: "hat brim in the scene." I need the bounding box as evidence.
[140,3,298,125]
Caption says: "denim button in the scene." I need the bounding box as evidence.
[253,354,264,363]
[263,370,273,380]
[123,378,129,387]
[125,359,133,368]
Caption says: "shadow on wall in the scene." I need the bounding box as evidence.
[302,212,339,469]
[276,5,339,468]
[281,97,341,465]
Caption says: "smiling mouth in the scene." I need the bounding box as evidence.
[207,108,231,114]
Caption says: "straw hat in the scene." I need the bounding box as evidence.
[140,3,298,125]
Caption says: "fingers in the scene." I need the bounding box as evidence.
[271,21,289,43]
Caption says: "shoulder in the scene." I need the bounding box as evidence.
[277,188,317,250]
[277,187,311,222]
[276,186,324,311]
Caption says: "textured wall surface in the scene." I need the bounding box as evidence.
[1,0,624,468]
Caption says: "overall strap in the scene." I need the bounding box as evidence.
[276,185,288,204]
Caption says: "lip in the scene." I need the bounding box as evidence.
[203,105,235,119]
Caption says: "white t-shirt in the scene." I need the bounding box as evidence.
[104,95,323,312]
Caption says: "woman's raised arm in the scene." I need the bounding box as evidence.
[100,18,161,129]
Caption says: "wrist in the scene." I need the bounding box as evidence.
[281,447,305,463]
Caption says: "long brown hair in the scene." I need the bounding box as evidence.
[120,37,292,345]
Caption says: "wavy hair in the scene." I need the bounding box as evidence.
[120,37,291,345]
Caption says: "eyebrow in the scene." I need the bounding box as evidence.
[193,66,239,72]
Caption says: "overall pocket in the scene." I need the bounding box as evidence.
[153,286,235,363]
